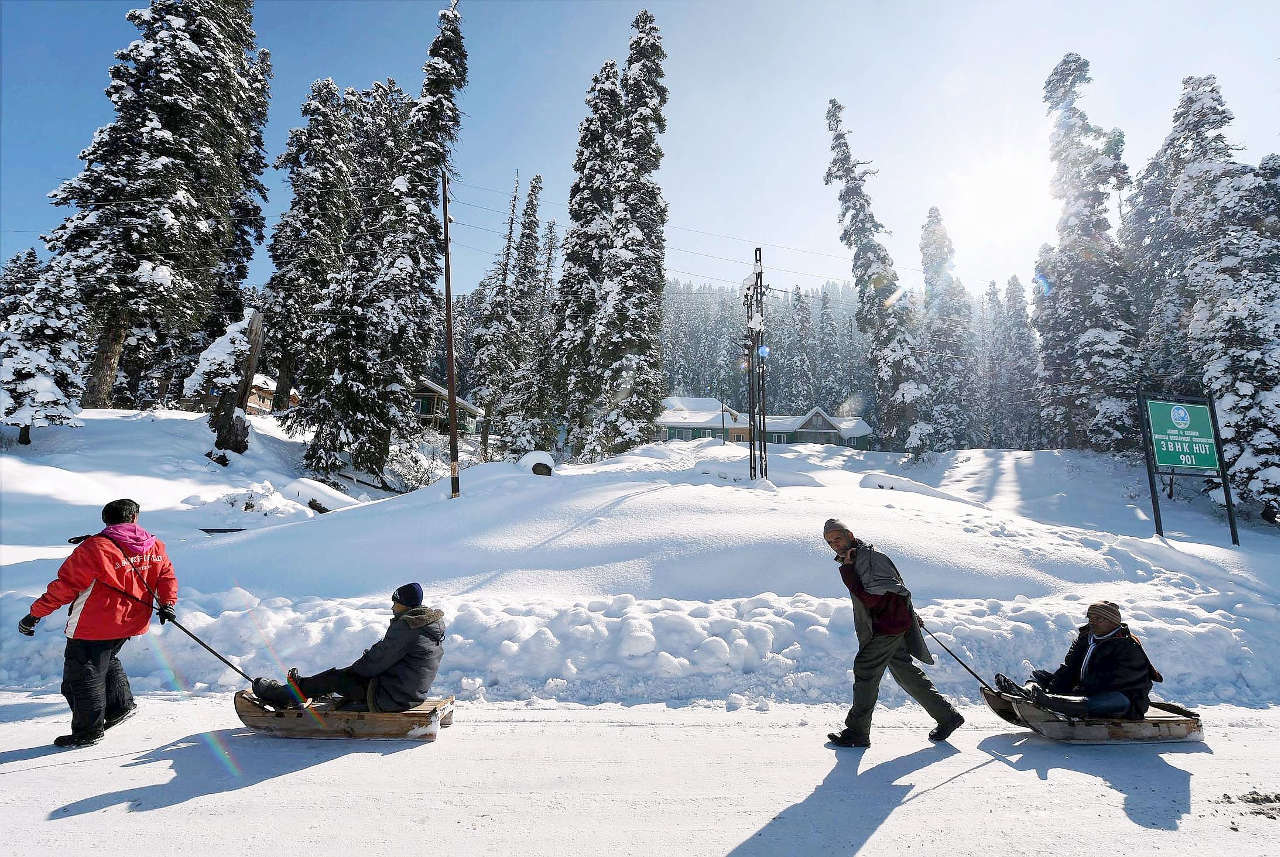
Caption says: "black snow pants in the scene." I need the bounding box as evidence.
[297,667,371,708]
[61,638,134,737]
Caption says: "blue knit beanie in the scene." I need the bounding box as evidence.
[392,582,423,608]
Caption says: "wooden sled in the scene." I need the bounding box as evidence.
[234,690,455,741]
[981,687,1202,744]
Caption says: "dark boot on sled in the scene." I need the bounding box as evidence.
[252,675,307,709]
[1026,685,1089,718]
[995,674,1037,698]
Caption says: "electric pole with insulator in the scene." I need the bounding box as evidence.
[441,170,462,498]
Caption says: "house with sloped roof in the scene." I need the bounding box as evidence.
[656,397,872,449]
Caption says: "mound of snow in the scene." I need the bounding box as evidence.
[4,427,1279,707]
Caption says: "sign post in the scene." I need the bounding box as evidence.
[1137,390,1239,545]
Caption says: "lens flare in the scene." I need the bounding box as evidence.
[145,633,241,777]
[245,602,327,727]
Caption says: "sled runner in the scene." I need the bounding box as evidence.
[981,686,1202,744]
[234,690,455,741]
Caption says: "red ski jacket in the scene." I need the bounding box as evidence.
[29,528,178,640]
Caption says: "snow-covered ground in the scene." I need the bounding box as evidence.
[3,410,1279,855]
[1,692,1277,856]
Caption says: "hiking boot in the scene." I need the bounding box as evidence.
[104,704,138,730]
[827,730,870,748]
[252,676,304,709]
[994,674,1027,697]
[54,731,104,748]
[929,712,965,742]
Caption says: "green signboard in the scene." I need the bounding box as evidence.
[1146,400,1219,470]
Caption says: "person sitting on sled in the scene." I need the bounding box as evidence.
[252,583,445,712]
[995,600,1162,719]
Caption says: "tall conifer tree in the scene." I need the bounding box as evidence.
[1034,54,1139,451]
[585,11,669,458]
[824,99,928,452]
[1175,154,1280,511]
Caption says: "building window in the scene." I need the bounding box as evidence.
[772,433,786,444]
[679,429,692,440]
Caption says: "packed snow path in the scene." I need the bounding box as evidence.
[1,693,1277,857]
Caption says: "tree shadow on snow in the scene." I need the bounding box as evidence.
[976,732,1211,830]
[46,728,420,819]
[726,742,960,856]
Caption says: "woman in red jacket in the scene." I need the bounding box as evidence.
[17,499,178,748]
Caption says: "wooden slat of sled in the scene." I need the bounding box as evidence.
[234,691,455,740]
[1012,698,1202,744]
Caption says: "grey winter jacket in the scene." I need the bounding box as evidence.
[349,606,446,712]
[844,542,934,665]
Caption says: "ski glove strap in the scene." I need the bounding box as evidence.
[18,614,39,636]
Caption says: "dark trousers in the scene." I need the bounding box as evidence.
[61,638,134,737]
[297,667,370,703]
[845,632,957,738]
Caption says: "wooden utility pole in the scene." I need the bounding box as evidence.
[442,171,462,498]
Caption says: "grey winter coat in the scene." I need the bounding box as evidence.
[844,542,934,665]
[349,606,446,712]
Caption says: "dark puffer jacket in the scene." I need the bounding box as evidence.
[349,606,446,712]
[1048,624,1161,718]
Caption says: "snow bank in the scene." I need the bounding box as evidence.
[4,422,1279,708]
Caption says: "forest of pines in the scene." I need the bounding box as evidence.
[1,2,1276,515]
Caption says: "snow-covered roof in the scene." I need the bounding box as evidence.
[250,374,277,392]
[831,416,872,438]
[658,397,742,429]
[414,377,482,417]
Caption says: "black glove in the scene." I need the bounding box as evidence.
[18,614,39,636]
[157,603,176,625]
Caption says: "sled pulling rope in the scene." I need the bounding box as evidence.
[918,621,996,694]
[97,574,253,684]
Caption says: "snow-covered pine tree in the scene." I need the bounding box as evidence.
[1035,54,1140,451]
[584,11,669,459]
[1122,75,1237,395]
[824,99,928,453]
[998,275,1040,449]
[553,61,622,454]
[502,176,561,456]
[815,291,844,412]
[1174,154,1280,511]
[780,286,816,413]
[973,280,1003,447]
[173,1,272,405]
[262,79,356,413]
[1,268,84,445]
[470,175,521,458]
[287,3,467,480]
[1,250,43,327]
[918,207,977,451]
[44,2,215,409]
[182,308,252,431]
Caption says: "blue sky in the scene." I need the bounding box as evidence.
[2,0,1277,299]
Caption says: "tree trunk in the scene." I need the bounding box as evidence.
[272,352,296,412]
[480,405,491,461]
[82,308,130,408]
[18,425,31,445]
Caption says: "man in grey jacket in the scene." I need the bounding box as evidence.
[823,518,964,747]
[252,583,445,712]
